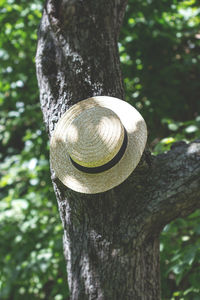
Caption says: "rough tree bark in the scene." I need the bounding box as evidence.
[36,1,200,299]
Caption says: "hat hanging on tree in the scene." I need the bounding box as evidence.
[50,96,147,194]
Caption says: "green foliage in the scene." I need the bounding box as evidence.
[120,0,200,141]
[153,116,200,154]
[160,210,200,300]
[0,0,200,299]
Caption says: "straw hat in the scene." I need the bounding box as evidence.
[50,96,147,194]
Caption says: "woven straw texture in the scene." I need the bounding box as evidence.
[50,96,147,194]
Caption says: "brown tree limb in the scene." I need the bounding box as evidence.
[147,140,200,231]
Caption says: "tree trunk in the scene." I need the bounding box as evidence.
[36,1,200,299]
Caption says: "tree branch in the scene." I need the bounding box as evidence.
[148,140,200,230]
[116,140,200,240]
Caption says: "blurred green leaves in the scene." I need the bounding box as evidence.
[120,0,200,141]
[153,116,200,154]
[160,211,200,299]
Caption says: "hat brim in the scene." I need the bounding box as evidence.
[50,96,147,194]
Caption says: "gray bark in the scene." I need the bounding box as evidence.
[36,1,200,299]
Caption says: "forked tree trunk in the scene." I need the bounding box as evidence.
[36,1,200,299]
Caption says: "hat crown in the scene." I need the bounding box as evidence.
[50,96,147,194]
[66,106,124,168]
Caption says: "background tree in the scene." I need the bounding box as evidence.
[0,0,200,299]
